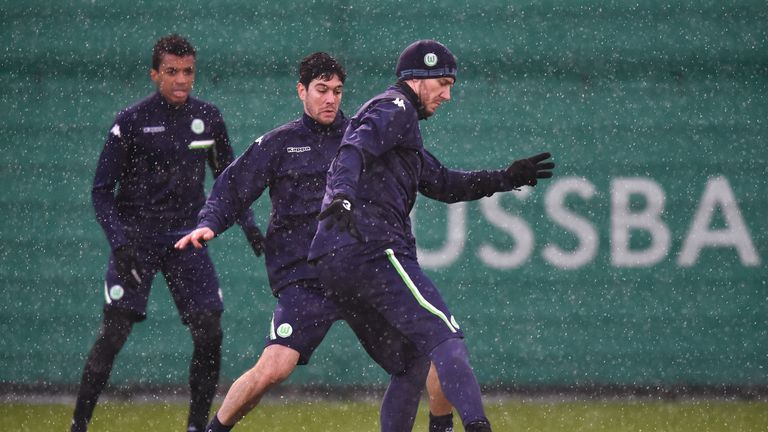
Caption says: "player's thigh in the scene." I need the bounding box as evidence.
[320,247,462,354]
[265,284,340,365]
[161,246,222,319]
[377,249,462,339]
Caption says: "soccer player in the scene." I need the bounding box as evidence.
[308,40,555,431]
[175,52,456,432]
[71,34,263,432]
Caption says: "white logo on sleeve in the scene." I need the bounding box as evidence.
[393,98,406,110]
[342,200,352,211]
[110,124,121,137]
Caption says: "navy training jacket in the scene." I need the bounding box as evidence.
[198,112,348,295]
[92,92,257,249]
[309,82,516,262]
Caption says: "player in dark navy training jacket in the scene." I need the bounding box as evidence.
[176,52,455,432]
[309,40,555,432]
[71,34,263,432]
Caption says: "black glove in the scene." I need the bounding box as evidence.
[316,195,363,242]
[242,225,265,257]
[113,245,142,290]
[505,152,555,188]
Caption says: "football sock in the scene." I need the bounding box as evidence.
[429,412,454,432]
[205,414,233,432]
[70,310,134,432]
[465,419,493,432]
[186,312,223,431]
[429,338,490,428]
[380,356,430,432]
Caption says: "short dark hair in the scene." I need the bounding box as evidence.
[152,34,196,70]
[299,52,346,88]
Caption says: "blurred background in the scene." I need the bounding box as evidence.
[1,0,766,400]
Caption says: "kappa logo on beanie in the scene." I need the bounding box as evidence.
[396,39,457,81]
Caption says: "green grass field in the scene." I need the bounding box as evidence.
[3,399,766,432]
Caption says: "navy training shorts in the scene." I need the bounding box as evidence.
[264,282,417,374]
[264,283,341,365]
[316,245,464,365]
[103,238,222,323]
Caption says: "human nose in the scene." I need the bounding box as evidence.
[441,87,451,101]
[175,73,191,85]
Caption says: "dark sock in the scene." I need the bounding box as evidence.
[429,339,489,427]
[380,356,430,432]
[465,419,492,432]
[429,412,454,432]
[70,311,134,432]
[186,312,223,431]
[205,414,233,432]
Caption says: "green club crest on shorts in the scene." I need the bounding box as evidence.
[191,118,205,134]
[276,323,293,338]
[109,285,124,301]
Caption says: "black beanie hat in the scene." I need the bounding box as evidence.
[395,40,457,81]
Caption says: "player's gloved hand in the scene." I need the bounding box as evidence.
[505,152,555,188]
[113,245,142,290]
[242,225,265,257]
[316,194,363,242]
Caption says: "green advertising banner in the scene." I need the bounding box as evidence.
[1,0,765,389]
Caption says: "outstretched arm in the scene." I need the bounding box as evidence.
[194,136,272,255]
[419,150,554,203]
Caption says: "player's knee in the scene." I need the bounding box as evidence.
[100,309,136,346]
[187,311,223,349]
[431,338,471,369]
[261,359,295,385]
[252,348,298,385]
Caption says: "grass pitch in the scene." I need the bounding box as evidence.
[3,399,766,431]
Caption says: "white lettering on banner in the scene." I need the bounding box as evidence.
[678,176,760,266]
[414,176,760,270]
[543,177,598,269]
[611,178,671,267]
[477,188,534,269]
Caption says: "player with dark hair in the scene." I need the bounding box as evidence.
[175,51,456,432]
[70,34,263,432]
[309,39,555,431]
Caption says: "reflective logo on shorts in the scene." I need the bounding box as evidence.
[109,284,124,301]
[276,323,293,338]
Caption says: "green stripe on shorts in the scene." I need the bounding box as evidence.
[385,248,457,333]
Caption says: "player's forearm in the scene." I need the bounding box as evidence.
[92,189,128,249]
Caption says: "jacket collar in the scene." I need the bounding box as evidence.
[301,111,346,135]
[394,81,428,120]
[153,91,190,113]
